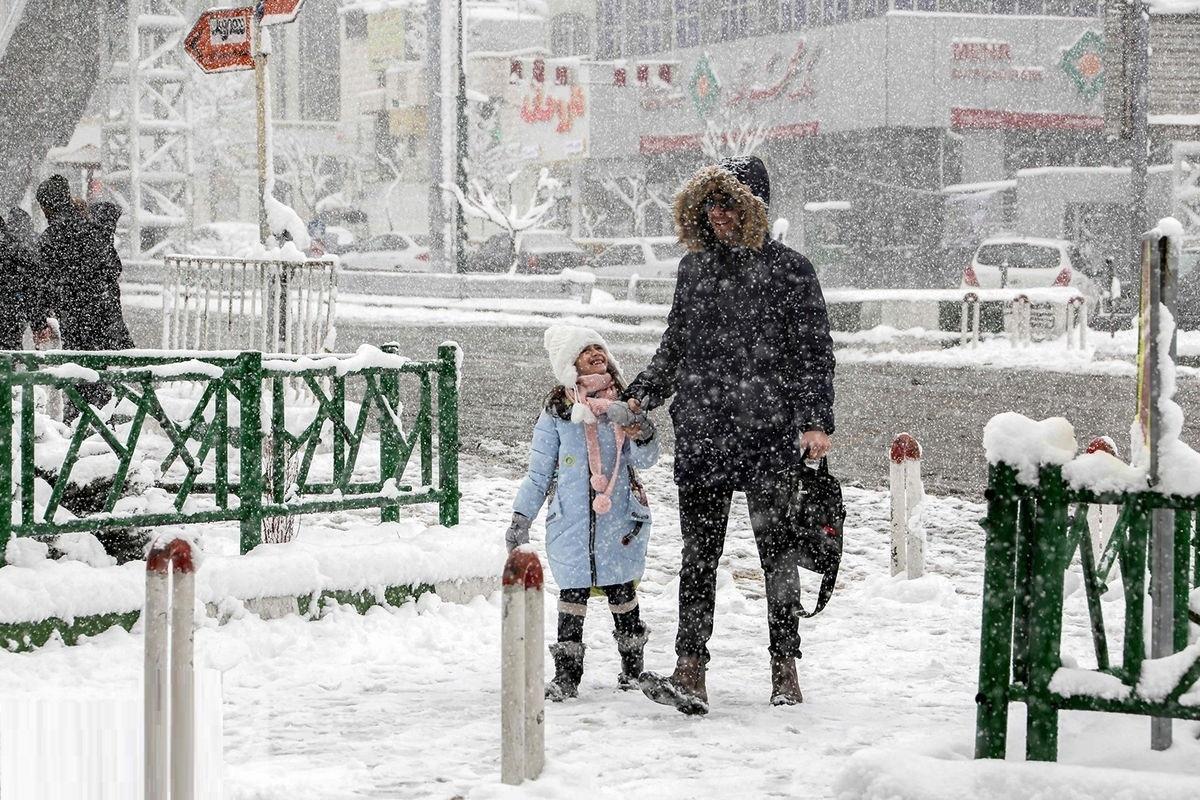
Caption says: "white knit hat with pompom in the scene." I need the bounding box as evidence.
[543,325,623,422]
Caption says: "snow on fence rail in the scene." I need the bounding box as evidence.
[0,344,460,564]
[161,255,337,354]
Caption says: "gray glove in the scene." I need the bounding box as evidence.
[605,402,641,427]
[628,415,656,443]
[505,512,531,553]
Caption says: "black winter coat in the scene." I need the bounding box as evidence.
[37,210,134,351]
[625,159,835,488]
[0,228,45,349]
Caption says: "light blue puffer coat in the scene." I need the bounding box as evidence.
[513,408,660,590]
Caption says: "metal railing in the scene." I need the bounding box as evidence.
[0,344,460,563]
[974,462,1200,762]
[161,255,338,354]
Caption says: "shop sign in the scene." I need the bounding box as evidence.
[1060,30,1105,100]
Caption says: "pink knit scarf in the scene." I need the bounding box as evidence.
[571,372,626,515]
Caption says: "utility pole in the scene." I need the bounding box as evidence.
[426,0,446,271]
[455,0,468,274]
[254,9,270,244]
[1128,0,1149,293]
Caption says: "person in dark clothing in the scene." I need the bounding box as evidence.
[87,200,135,350]
[625,156,836,715]
[36,175,134,416]
[0,208,47,349]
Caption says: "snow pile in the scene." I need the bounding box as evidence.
[983,412,1076,484]
[862,572,956,605]
[1135,643,1200,702]
[0,519,505,625]
[1062,450,1146,494]
[1049,667,1129,701]
[834,748,1200,800]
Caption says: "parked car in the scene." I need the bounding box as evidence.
[960,235,1100,302]
[465,230,591,274]
[338,232,431,271]
[164,221,263,257]
[588,237,686,279]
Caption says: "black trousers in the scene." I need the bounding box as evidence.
[675,471,803,663]
[557,581,643,643]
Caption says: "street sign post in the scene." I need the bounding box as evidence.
[257,0,305,26]
[183,7,254,74]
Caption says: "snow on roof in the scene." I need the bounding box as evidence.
[804,201,851,212]
[1147,0,1200,14]
[1016,165,1175,178]
[983,412,1076,484]
[977,235,1073,249]
[942,179,1017,195]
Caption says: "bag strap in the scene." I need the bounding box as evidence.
[797,562,838,618]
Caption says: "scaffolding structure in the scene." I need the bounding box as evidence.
[101,0,194,261]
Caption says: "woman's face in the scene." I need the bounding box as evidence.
[575,344,608,377]
[705,194,742,243]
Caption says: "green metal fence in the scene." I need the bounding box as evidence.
[0,344,460,563]
[975,462,1200,762]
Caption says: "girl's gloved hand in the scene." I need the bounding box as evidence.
[505,512,532,552]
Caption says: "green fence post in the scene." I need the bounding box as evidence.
[1121,502,1150,684]
[1025,466,1069,763]
[238,351,264,554]
[379,343,401,524]
[437,344,460,527]
[0,357,13,564]
[975,463,1020,760]
[1010,497,1036,688]
[19,370,34,528]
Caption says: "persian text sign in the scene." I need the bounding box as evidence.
[184,7,254,74]
[506,71,589,162]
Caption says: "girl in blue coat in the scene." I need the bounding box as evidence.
[507,325,660,701]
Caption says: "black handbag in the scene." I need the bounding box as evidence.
[788,458,846,617]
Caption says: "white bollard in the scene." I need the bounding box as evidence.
[145,538,196,800]
[1011,294,1032,347]
[961,293,980,348]
[889,433,926,579]
[1085,437,1120,562]
[501,547,545,785]
[1067,297,1088,351]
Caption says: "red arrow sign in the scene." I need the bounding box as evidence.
[257,0,305,26]
[184,7,254,74]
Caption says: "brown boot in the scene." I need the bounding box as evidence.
[770,654,803,706]
[639,654,708,715]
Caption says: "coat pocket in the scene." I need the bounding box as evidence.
[545,490,563,523]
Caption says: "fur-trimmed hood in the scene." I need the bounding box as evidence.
[673,156,771,253]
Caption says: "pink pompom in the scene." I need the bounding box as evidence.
[591,474,608,492]
[593,494,612,515]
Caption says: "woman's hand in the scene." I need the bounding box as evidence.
[626,398,642,413]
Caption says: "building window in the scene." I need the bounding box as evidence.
[632,0,668,54]
[781,0,808,29]
[551,13,592,56]
[1017,0,1044,12]
[675,0,701,47]
[1070,0,1098,14]
[719,0,751,41]
[597,0,624,58]
[344,10,367,39]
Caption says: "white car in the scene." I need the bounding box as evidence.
[961,236,1099,301]
[589,237,687,279]
[338,232,431,271]
[167,222,263,257]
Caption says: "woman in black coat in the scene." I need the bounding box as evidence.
[624,156,836,714]
[0,208,47,350]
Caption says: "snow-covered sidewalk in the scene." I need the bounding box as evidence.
[2,450,1199,798]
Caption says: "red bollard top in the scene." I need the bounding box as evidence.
[502,547,544,590]
[146,538,196,575]
[1013,293,1030,305]
[1085,437,1119,458]
[890,433,922,464]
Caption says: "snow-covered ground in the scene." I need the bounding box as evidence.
[2,448,1198,798]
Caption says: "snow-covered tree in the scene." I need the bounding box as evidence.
[701,106,768,161]
[444,168,562,272]
[600,173,671,237]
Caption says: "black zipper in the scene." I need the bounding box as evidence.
[587,483,598,586]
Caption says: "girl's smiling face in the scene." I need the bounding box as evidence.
[575,344,608,377]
